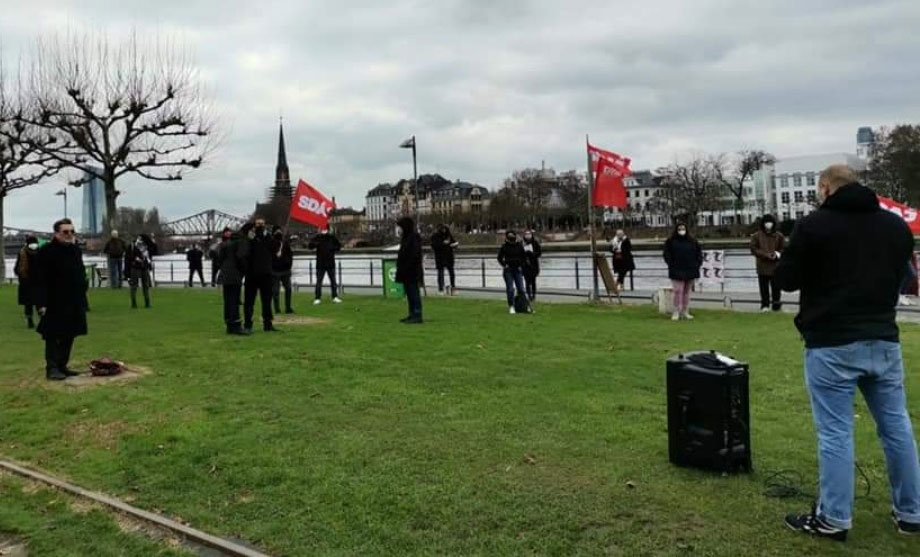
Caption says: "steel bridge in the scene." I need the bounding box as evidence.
[162,210,249,238]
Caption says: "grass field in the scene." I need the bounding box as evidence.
[0,286,919,556]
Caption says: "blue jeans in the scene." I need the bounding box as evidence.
[503,267,525,306]
[404,281,422,318]
[107,258,123,289]
[805,340,920,529]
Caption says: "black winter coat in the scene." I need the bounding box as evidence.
[247,230,274,276]
[663,235,703,281]
[523,239,542,275]
[775,183,914,348]
[216,235,249,285]
[498,241,527,270]
[186,247,204,269]
[611,237,636,273]
[430,229,457,267]
[308,233,341,268]
[124,239,158,273]
[14,246,40,306]
[272,237,294,273]
[34,240,88,340]
[396,231,423,284]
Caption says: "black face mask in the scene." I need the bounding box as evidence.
[507,236,516,243]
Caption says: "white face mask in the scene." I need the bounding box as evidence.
[765,222,774,231]
[27,243,38,250]
[678,229,687,236]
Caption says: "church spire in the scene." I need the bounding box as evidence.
[272,118,292,201]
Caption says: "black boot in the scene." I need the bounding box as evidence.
[26,315,34,329]
[263,323,280,332]
[46,368,67,381]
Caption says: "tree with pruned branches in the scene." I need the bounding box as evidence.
[655,157,728,226]
[0,59,64,280]
[712,149,776,225]
[8,32,217,230]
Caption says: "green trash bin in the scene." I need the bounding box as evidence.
[84,263,97,288]
[382,259,404,298]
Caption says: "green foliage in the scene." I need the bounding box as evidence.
[867,124,920,206]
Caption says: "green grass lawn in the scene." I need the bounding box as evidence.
[1,286,919,556]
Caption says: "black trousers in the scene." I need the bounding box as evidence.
[523,268,538,301]
[244,274,274,327]
[616,270,629,286]
[315,264,338,299]
[404,281,422,318]
[758,274,782,310]
[24,304,34,318]
[211,265,219,287]
[436,263,456,291]
[272,272,293,312]
[222,283,242,329]
[189,266,205,287]
[129,268,151,307]
[45,336,75,373]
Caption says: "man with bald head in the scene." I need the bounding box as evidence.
[776,165,920,541]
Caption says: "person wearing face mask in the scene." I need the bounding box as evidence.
[662,222,703,321]
[395,216,423,324]
[498,230,528,314]
[610,229,635,291]
[243,217,278,332]
[186,243,206,287]
[750,214,785,312]
[215,226,250,335]
[430,224,459,295]
[14,235,41,329]
[124,234,158,309]
[102,230,126,289]
[522,230,542,302]
[308,227,343,305]
[271,226,295,314]
[33,219,88,380]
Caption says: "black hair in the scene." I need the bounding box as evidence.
[671,221,693,241]
[53,218,73,232]
[397,216,415,231]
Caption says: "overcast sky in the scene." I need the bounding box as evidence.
[3,0,919,231]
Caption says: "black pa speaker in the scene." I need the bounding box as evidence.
[666,351,752,473]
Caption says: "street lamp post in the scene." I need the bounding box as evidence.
[55,188,68,218]
[399,136,418,217]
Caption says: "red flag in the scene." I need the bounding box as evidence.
[588,143,632,175]
[593,156,628,208]
[878,195,920,234]
[290,179,336,228]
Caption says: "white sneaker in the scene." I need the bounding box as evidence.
[671,311,680,321]
[509,306,516,315]
[683,312,694,320]
[313,299,321,306]
[761,307,770,313]
[899,295,912,306]
[333,297,342,304]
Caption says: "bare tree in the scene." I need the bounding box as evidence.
[712,150,776,225]
[13,31,217,229]
[0,59,63,280]
[656,157,728,226]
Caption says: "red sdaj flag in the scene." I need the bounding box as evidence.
[290,179,336,228]
[587,143,632,208]
[878,195,920,234]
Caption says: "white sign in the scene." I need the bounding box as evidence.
[700,250,725,284]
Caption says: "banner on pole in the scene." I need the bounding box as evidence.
[878,195,920,234]
[289,179,335,228]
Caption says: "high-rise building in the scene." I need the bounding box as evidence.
[81,168,106,234]
[856,126,875,160]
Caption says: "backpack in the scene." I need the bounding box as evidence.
[513,292,531,314]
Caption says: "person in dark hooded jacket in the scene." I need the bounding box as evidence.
[124,234,158,309]
[308,227,342,304]
[396,216,423,323]
[776,166,920,541]
[750,214,786,311]
[498,230,528,314]
[663,222,702,321]
[244,217,277,332]
[522,230,542,302]
[14,235,41,329]
[271,226,295,314]
[430,225,458,295]
[215,226,250,335]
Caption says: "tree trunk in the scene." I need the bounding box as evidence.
[0,193,6,282]
[104,173,119,232]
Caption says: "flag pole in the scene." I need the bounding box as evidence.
[412,135,419,218]
[586,135,600,300]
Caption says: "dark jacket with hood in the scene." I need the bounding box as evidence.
[775,182,914,348]
[308,232,341,268]
[396,218,423,284]
[498,238,526,270]
[430,227,457,267]
[522,236,542,275]
[216,233,249,285]
[247,228,274,276]
[272,235,294,273]
[611,236,635,273]
[750,215,785,276]
[14,242,40,306]
[124,236,158,274]
[103,237,126,259]
[34,239,88,339]
[663,229,703,281]
[186,246,204,269]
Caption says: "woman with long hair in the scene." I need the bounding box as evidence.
[663,222,702,321]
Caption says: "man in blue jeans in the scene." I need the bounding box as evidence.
[497,230,528,314]
[776,164,920,541]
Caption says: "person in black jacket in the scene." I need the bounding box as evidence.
[498,230,528,314]
[271,226,295,314]
[610,229,635,290]
[34,219,87,380]
[522,230,542,302]
[124,234,158,309]
[243,217,277,332]
[215,227,250,335]
[308,227,342,304]
[396,216,423,324]
[775,166,920,541]
[14,235,41,329]
[431,225,458,295]
[186,243,206,287]
[662,222,702,321]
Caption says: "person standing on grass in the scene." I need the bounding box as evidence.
[522,230,542,302]
[102,230,126,289]
[431,224,458,295]
[243,217,277,332]
[215,226,250,336]
[124,234,158,309]
[13,235,41,329]
[610,229,635,291]
[33,219,87,381]
[662,222,702,321]
[396,216,423,324]
[776,165,920,542]
[208,238,221,288]
[498,230,528,314]
[750,214,785,312]
[186,243,206,287]
[271,226,295,314]
[308,227,342,305]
